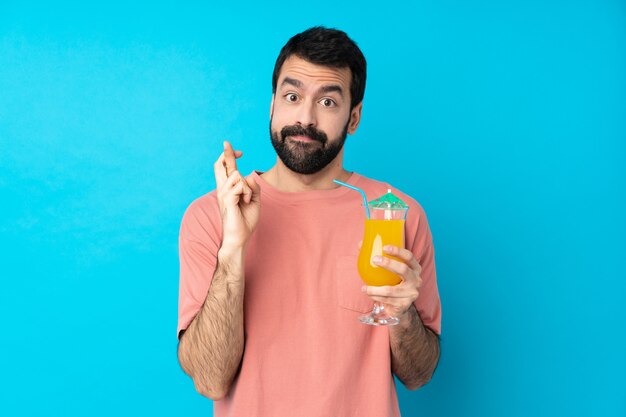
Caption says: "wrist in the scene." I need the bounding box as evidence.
[219,241,245,255]
[395,304,420,331]
[220,236,248,253]
[217,244,246,275]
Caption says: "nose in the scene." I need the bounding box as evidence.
[295,100,317,128]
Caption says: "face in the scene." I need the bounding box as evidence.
[270,55,362,175]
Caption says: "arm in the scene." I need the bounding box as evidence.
[363,244,440,389]
[177,141,260,400]
[389,305,440,389]
[177,246,245,400]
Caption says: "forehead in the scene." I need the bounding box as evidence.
[277,55,351,90]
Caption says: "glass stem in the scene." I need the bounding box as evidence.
[373,302,384,315]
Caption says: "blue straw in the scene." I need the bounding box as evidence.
[333,179,370,219]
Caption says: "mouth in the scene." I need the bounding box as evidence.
[288,135,318,143]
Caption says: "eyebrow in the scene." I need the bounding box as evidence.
[281,77,303,89]
[319,85,344,98]
[280,77,344,98]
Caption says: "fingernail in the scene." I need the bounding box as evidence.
[383,245,392,252]
[372,256,382,263]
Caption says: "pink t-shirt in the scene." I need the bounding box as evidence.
[178,171,442,417]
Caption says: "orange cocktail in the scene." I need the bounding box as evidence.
[357,219,405,286]
[356,189,409,326]
[331,180,409,326]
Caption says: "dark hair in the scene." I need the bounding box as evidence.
[272,26,367,110]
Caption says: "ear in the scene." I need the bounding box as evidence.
[347,102,363,135]
[270,94,275,119]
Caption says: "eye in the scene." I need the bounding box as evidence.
[285,93,299,102]
[319,98,336,107]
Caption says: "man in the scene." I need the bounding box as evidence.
[177,26,441,417]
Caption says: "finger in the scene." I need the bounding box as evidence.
[222,140,243,177]
[244,175,261,202]
[221,170,252,207]
[217,170,244,199]
[223,180,245,207]
[363,284,419,299]
[215,150,244,189]
[236,170,252,204]
[371,255,412,280]
[228,170,244,186]
[241,177,253,204]
[367,295,418,307]
[223,141,238,178]
[383,245,421,272]
[221,172,248,203]
[214,152,228,187]
[244,174,258,191]
[357,240,362,250]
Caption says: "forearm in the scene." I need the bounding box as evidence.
[389,305,440,390]
[177,246,246,400]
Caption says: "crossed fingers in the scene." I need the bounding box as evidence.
[214,141,243,186]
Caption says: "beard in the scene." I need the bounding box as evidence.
[269,119,349,175]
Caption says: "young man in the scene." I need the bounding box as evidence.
[177,26,442,417]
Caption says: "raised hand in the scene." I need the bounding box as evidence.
[213,141,261,250]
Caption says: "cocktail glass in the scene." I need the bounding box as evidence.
[357,190,408,326]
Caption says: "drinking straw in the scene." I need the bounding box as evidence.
[333,179,370,219]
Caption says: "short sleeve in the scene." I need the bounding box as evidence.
[177,193,222,339]
[406,202,442,335]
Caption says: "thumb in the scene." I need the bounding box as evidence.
[245,175,260,198]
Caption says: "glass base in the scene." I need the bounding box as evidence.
[359,303,399,326]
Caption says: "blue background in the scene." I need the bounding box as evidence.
[1,1,625,416]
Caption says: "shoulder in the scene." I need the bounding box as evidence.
[180,190,221,238]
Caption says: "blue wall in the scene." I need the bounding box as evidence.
[1,1,624,416]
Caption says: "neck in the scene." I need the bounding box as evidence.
[262,151,351,192]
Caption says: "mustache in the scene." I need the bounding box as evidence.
[281,125,328,145]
